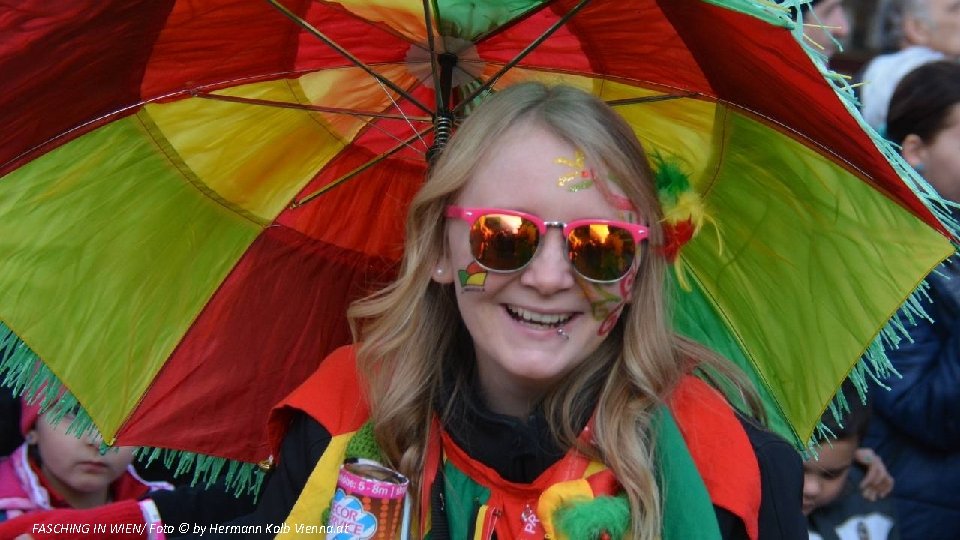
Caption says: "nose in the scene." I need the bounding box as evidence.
[802,473,821,498]
[519,228,575,294]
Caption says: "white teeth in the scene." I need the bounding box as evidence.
[506,305,573,327]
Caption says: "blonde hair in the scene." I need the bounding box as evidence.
[348,82,758,539]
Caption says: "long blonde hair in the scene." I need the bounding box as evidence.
[348,82,758,539]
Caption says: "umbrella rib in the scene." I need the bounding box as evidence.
[291,126,434,208]
[453,0,593,115]
[605,92,700,106]
[192,92,432,122]
[422,0,444,111]
[267,0,434,116]
[370,78,430,149]
[363,103,431,152]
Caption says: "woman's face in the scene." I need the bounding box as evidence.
[434,122,640,416]
[905,103,960,203]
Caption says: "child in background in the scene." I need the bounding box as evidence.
[805,384,898,540]
[0,401,172,521]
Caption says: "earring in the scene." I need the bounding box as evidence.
[914,162,926,175]
[25,432,37,445]
[435,267,444,275]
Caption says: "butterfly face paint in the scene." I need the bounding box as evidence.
[458,261,487,291]
[555,150,596,193]
[576,258,638,337]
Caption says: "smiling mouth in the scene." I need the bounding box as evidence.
[505,305,575,328]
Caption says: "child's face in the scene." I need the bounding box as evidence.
[29,413,135,508]
[802,437,857,515]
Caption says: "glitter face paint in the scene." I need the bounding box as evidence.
[555,150,596,192]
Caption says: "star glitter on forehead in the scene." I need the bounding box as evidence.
[555,150,595,192]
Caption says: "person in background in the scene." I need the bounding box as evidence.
[800,0,853,60]
[0,401,172,522]
[860,0,960,131]
[864,59,960,540]
[805,383,898,540]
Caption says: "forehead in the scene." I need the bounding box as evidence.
[455,123,628,217]
[927,0,960,13]
[805,437,857,470]
[813,0,844,15]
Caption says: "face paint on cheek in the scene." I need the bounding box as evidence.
[555,150,596,192]
[590,268,638,337]
[576,275,622,322]
[458,261,487,292]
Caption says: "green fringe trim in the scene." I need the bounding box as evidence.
[0,321,265,499]
[134,447,265,500]
[0,324,93,437]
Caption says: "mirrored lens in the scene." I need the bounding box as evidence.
[567,224,636,281]
[469,214,540,271]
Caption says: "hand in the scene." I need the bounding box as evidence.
[855,447,894,501]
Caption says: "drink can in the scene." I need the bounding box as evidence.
[327,459,409,539]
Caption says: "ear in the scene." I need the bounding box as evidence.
[431,256,455,284]
[901,133,928,170]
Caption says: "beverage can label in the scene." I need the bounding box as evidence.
[328,459,409,539]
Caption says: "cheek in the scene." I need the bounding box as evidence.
[925,146,960,201]
[579,270,637,336]
[456,260,490,291]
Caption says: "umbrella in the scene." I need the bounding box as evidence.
[0,0,954,492]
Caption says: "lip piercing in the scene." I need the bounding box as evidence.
[557,328,570,340]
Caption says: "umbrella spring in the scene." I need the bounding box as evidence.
[427,112,454,165]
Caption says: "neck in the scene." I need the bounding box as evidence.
[476,369,544,419]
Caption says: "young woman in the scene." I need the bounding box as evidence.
[3,83,805,540]
[270,82,805,539]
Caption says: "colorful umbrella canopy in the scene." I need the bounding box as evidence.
[0,0,954,490]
